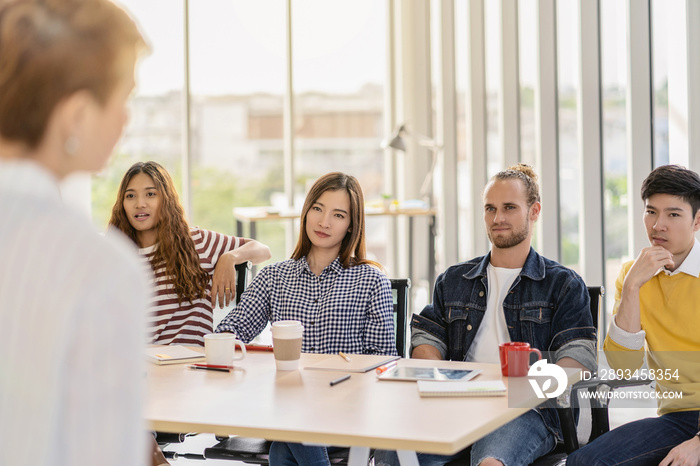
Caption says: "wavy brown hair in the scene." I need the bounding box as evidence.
[292,172,379,269]
[109,161,208,304]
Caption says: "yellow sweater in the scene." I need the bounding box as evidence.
[604,261,700,415]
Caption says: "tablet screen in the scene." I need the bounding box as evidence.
[377,366,481,382]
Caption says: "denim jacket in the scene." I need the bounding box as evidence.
[412,247,596,441]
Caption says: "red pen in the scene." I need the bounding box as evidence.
[244,345,274,352]
[375,361,398,375]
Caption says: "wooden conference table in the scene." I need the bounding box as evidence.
[146,350,580,465]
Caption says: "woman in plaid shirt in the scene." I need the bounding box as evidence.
[216,172,396,466]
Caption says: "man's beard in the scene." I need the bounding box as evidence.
[487,222,529,249]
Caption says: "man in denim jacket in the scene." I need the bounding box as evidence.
[376,164,596,466]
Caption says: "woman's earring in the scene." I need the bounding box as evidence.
[64,136,79,156]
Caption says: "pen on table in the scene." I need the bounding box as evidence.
[188,365,230,373]
[338,351,352,363]
[244,344,274,352]
[329,374,351,386]
[375,361,398,375]
[190,363,235,370]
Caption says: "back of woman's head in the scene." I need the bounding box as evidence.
[0,0,147,148]
[292,172,374,268]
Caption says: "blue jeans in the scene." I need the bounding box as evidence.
[373,409,556,466]
[567,410,700,466]
[269,442,347,466]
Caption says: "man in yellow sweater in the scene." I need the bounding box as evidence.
[568,164,700,466]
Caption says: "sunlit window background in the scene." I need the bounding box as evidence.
[89,0,693,339]
[95,0,387,268]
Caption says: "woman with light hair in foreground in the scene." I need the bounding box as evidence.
[0,0,154,464]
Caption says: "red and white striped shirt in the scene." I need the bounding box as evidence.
[140,227,244,346]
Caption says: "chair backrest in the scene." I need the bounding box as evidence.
[531,286,607,463]
[586,285,605,353]
[235,261,252,305]
[390,278,411,357]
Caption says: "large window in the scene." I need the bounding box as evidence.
[94,1,388,269]
[455,0,471,261]
[652,0,691,169]
[189,0,286,261]
[556,0,580,272]
[651,0,670,167]
[601,0,629,329]
[92,0,184,229]
[291,0,387,265]
[484,0,502,177]
[518,0,537,169]
[91,0,700,325]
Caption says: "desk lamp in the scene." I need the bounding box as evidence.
[381,123,443,203]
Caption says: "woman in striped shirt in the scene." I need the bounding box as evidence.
[109,161,271,346]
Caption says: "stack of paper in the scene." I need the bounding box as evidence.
[417,380,507,397]
[145,345,206,365]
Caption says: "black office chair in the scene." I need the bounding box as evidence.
[531,285,652,466]
[391,278,411,357]
[234,260,252,305]
[203,278,412,464]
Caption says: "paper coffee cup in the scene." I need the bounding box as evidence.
[271,320,304,370]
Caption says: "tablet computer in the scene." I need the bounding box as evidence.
[377,366,481,382]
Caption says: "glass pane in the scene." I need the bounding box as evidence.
[485,0,502,177]
[455,0,472,261]
[92,0,185,230]
[652,0,688,168]
[556,0,580,272]
[189,0,286,262]
[651,0,669,167]
[601,0,629,336]
[518,0,537,169]
[291,0,388,267]
[431,0,440,139]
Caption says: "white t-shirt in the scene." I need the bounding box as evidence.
[0,160,148,466]
[466,264,520,363]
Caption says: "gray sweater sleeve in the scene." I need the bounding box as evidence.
[554,338,597,372]
[410,327,447,359]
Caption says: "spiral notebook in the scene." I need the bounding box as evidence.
[417,380,507,397]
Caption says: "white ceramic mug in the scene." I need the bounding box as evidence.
[204,333,246,366]
[271,320,304,370]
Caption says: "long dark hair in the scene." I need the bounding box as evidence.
[291,172,377,269]
[109,161,208,304]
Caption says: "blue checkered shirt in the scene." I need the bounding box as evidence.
[216,257,397,356]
